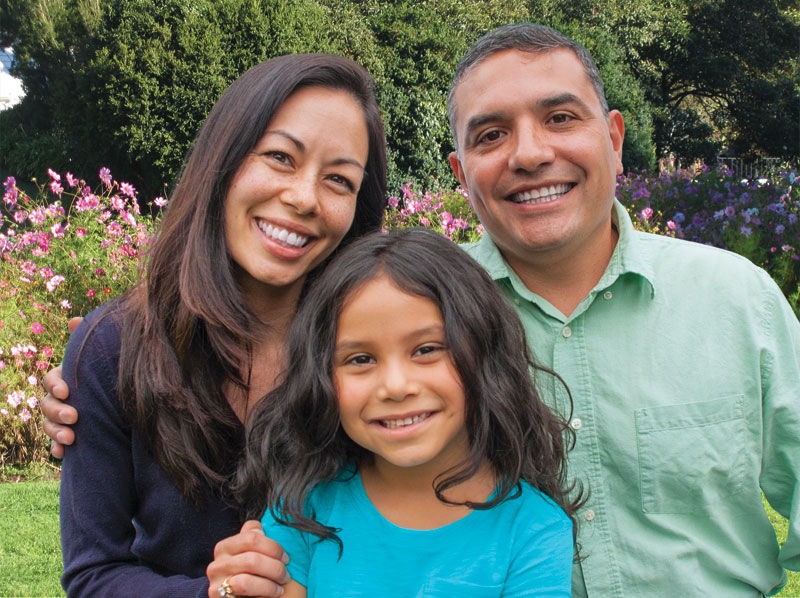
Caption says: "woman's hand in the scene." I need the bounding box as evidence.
[207,520,291,598]
[42,317,83,458]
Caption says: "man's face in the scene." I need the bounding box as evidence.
[449,48,625,271]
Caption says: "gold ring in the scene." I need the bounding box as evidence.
[217,576,235,598]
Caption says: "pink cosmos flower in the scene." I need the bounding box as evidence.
[51,222,67,237]
[87,289,96,298]
[31,322,44,334]
[0,408,7,416]
[19,409,31,422]
[46,275,65,292]
[0,360,5,370]
[3,191,17,207]
[38,266,55,279]
[111,195,126,210]
[14,210,28,223]
[37,359,49,370]
[21,261,36,275]
[76,227,87,238]
[95,267,105,277]
[27,396,39,409]
[60,299,72,309]
[42,346,54,357]
[7,391,23,407]
[49,180,64,196]
[66,172,77,187]
[48,168,61,181]
[667,220,676,230]
[641,207,654,220]
[27,375,38,386]
[122,211,136,227]
[119,182,136,198]
[154,196,168,207]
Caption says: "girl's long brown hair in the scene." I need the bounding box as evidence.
[117,54,387,503]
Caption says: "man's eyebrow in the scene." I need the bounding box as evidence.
[465,111,508,139]
[537,92,592,112]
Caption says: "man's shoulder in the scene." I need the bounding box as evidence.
[633,229,775,289]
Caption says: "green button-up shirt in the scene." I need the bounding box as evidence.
[462,200,800,597]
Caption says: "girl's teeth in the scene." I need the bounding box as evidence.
[381,413,430,429]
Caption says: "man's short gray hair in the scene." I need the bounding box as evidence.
[447,23,609,150]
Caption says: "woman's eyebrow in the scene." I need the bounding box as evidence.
[263,129,365,170]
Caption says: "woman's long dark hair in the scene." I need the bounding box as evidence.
[116,54,387,503]
[237,228,585,549]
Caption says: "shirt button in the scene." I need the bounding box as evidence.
[570,418,582,430]
[562,326,572,338]
[603,290,613,300]
[584,509,596,522]
[514,298,520,306]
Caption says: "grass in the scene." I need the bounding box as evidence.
[0,474,64,598]
[0,472,797,597]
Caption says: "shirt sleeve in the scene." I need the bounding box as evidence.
[261,508,312,588]
[59,312,209,598]
[502,503,574,597]
[759,280,800,572]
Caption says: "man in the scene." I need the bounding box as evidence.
[446,23,799,597]
[44,22,799,598]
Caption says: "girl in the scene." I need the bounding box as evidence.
[238,228,583,597]
[58,53,387,598]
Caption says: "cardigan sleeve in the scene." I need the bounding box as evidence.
[59,309,210,598]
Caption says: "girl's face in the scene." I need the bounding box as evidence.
[224,86,369,302]
[333,275,469,476]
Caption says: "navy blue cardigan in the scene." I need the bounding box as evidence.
[60,307,242,597]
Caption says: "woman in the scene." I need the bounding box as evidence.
[56,53,387,598]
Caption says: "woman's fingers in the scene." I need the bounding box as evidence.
[42,364,78,457]
[207,521,291,598]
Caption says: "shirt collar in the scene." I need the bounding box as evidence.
[470,199,657,300]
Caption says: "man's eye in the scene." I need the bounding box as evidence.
[477,130,503,144]
[551,114,573,124]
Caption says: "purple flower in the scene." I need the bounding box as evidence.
[724,206,736,218]
[776,225,785,235]
[99,167,112,187]
[740,226,753,237]
[673,212,685,224]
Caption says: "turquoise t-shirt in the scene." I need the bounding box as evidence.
[261,471,573,597]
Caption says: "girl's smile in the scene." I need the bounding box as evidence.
[333,275,469,476]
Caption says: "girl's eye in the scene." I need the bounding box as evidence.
[414,344,444,359]
[345,354,374,366]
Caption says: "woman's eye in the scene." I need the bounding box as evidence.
[329,174,355,191]
[266,151,291,164]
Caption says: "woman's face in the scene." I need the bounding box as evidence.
[224,86,369,301]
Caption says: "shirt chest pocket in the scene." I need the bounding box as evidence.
[635,395,749,514]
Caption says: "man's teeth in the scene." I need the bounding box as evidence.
[511,183,573,204]
[257,221,308,248]
[381,413,431,429]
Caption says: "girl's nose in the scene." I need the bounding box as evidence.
[377,361,420,402]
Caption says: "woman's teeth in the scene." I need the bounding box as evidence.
[257,221,309,248]
[511,183,574,204]
[381,413,431,429]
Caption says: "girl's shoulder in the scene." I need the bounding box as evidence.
[502,481,572,532]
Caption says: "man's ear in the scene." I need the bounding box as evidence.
[607,110,625,176]
[449,151,469,192]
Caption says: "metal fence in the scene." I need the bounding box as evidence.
[716,157,783,180]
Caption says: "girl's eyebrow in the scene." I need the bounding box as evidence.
[335,325,445,352]
[263,129,366,170]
